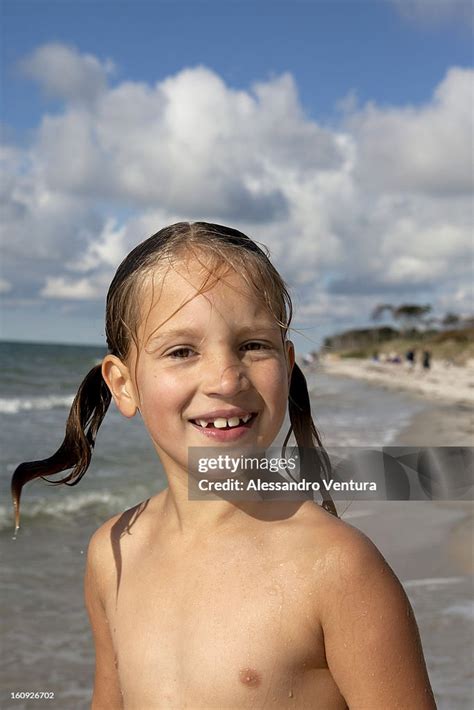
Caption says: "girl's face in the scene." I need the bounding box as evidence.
[109,257,294,479]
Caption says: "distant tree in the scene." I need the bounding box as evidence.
[393,304,432,332]
[442,312,461,328]
[370,303,394,322]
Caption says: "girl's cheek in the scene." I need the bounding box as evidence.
[267,357,290,387]
[139,370,183,408]
[261,360,290,410]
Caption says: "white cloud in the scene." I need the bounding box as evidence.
[19,43,114,104]
[0,278,12,293]
[349,68,473,195]
[40,276,101,300]
[389,0,473,28]
[66,218,127,272]
[29,63,344,220]
[2,43,472,336]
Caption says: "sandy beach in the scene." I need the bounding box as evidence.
[316,354,474,447]
[320,355,474,407]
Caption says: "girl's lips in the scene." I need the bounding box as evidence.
[189,413,258,442]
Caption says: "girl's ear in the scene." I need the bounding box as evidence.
[101,355,138,418]
[285,340,295,383]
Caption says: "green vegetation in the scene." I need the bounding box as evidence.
[321,303,474,365]
[323,328,474,364]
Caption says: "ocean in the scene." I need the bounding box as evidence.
[0,341,472,708]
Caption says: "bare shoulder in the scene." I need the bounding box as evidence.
[311,506,392,582]
[297,504,436,708]
[86,491,165,598]
[85,510,125,607]
[289,501,377,564]
[86,506,136,573]
[296,503,408,616]
[88,491,166,547]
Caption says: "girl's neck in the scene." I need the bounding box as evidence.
[159,476,307,539]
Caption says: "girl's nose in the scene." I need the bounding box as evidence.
[202,357,250,397]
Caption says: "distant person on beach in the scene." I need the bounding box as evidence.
[389,351,402,364]
[422,350,432,370]
[11,223,436,708]
[302,351,317,366]
[406,349,416,370]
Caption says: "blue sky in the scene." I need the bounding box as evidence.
[1,0,473,350]
[3,0,472,132]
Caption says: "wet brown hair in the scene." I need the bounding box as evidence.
[11,222,337,530]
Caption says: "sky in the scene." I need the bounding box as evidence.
[1,0,473,351]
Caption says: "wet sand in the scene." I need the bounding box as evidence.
[394,399,473,447]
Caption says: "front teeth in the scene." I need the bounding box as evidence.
[214,417,235,429]
[195,414,253,429]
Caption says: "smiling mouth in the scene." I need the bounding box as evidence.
[189,413,258,430]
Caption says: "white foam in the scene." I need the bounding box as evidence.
[0,489,135,532]
[403,577,465,589]
[0,394,74,414]
[444,602,474,620]
[342,509,373,519]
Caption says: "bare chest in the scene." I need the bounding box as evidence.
[105,542,346,709]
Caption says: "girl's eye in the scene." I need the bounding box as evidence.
[168,347,194,359]
[166,342,271,358]
[242,342,270,351]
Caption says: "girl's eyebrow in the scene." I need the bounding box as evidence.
[147,328,202,345]
[147,323,279,345]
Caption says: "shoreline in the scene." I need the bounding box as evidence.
[313,361,474,583]
[315,356,473,448]
[393,400,474,447]
[319,356,474,407]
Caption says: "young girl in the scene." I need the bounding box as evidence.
[11,222,436,709]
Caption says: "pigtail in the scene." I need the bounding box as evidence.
[11,364,111,532]
[284,363,338,517]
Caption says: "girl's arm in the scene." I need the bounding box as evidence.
[320,527,437,709]
[84,526,124,710]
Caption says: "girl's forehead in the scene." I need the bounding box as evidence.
[137,259,274,336]
[143,261,249,302]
